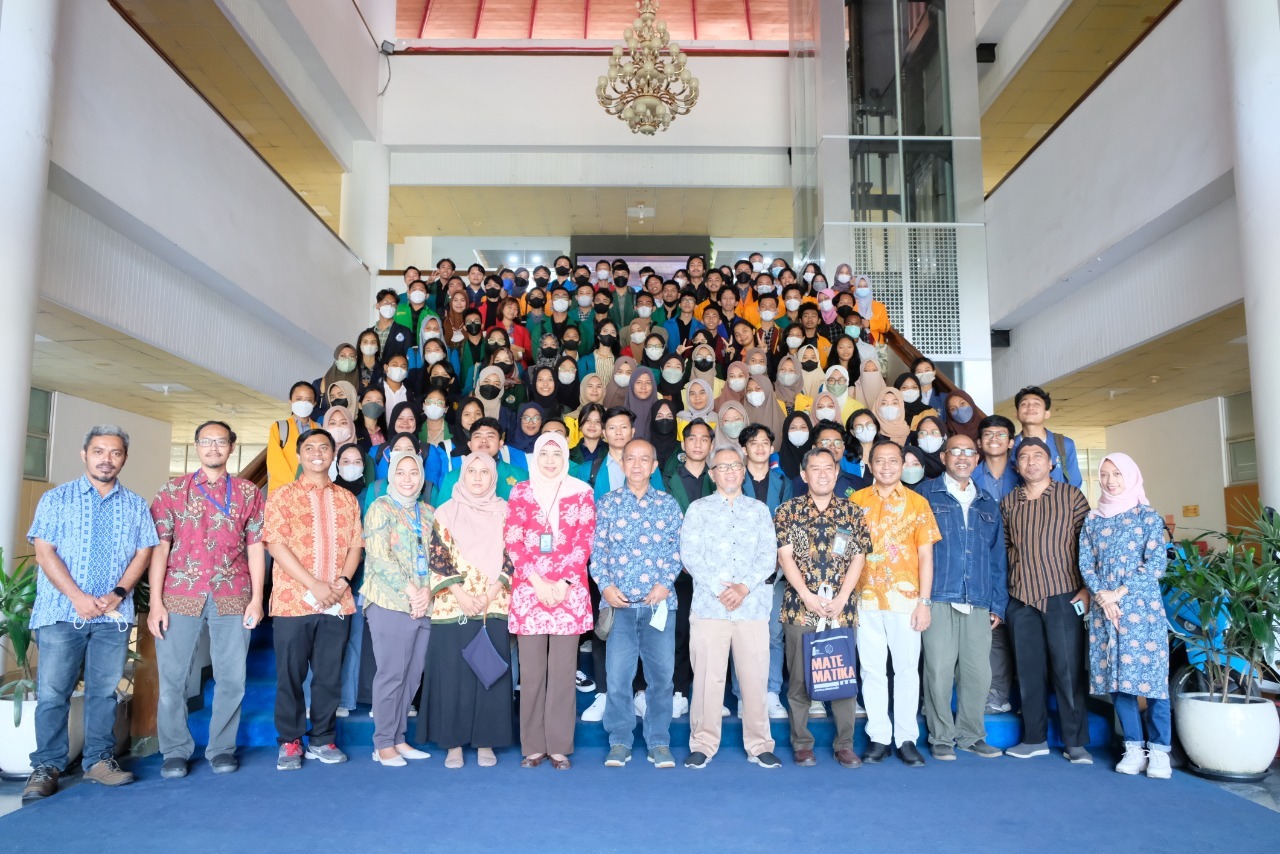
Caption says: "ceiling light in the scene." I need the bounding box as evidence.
[597,0,698,135]
[140,382,193,395]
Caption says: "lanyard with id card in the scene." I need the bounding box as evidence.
[538,480,564,554]
[832,528,855,558]
[411,504,428,581]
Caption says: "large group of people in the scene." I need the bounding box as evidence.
[20,253,1174,802]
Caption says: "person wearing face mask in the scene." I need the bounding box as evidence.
[777,412,813,483]
[486,348,527,412]
[742,376,786,452]
[741,346,770,382]
[639,330,670,373]
[900,446,932,493]
[455,308,488,393]
[944,388,983,443]
[794,305,833,364]
[819,365,863,424]
[622,317,650,362]
[773,355,803,413]
[603,355,637,410]
[687,343,723,396]
[794,344,826,403]
[316,345,360,416]
[317,379,358,426]
[607,259,638,329]
[394,278,439,369]
[419,391,453,489]
[851,275,891,344]
[909,357,946,413]
[354,329,382,390]
[657,356,688,403]
[355,388,387,457]
[550,255,574,290]
[552,354,582,415]
[832,263,854,293]
[267,381,320,496]
[713,401,750,451]
[473,366,518,436]
[910,415,948,480]
[714,360,751,410]
[632,292,659,332]
[380,354,416,416]
[374,288,415,366]
[648,399,680,469]
[894,373,940,431]
[872,387,911,446]
[778,285,806,330]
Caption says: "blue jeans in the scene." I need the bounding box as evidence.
[302,601,365,710]
[1113,692,1172,751]
[604,605,675,750]
[32,621,129,771]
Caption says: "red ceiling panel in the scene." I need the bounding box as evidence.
[423,0,484,37]
[476,0,536,37]
[530,0,586,39]
[696,0,751,41]
[745,0,788,40]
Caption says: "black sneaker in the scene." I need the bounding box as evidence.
[684,751,710,769]
[210,753,239,774]
[575,670,596,693]
[749,751,782,769]
[161,757,188,779]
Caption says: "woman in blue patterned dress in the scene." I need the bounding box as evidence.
[1078,453,1170,780]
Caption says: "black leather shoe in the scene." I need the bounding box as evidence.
[862,742,890,764]
[897,742,926,767]
[210,754,239,774]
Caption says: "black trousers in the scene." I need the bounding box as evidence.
[587,576,607,693]
[1006,593,1089,748]
[673,572,694,696]
[274,614,350,745]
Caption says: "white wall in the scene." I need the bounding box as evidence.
[48,393,173,504]
[1105,398,1227,541]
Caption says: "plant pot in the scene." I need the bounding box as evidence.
[1175,691,1280,781]
[0,692,86,778]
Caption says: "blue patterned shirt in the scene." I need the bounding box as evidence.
[590,485,683,607]
[27,476,159,629]
[680,492,777,621]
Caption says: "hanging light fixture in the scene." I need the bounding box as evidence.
[596,0,699,135]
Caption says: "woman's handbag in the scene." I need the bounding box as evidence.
[462,617,509,689]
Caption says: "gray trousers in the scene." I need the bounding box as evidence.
[155,595,250,760]
[921,602,992,748]
[366,603,431,749]
[988,623,1014,705]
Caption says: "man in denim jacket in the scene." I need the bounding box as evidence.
[919,434,1008,760]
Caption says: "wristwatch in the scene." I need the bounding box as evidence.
[335,577,351,588]
[111,586,128,599]
[919,598,932,607]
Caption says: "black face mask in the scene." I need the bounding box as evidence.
[485,287,501,299]
[574,275,591,287]
[735,271,751,285]
[614,275,629,289]
[527,295,546,310]
[478,385,501,400]
[554,265,571,277]
[801,359,819,372]
[428,376,451,390]
[541,346,558,359]
[653,418,676,435]
[598,334,617,348]
[836,304,854,319]
[594,303,611,315]
[496,361,514,375]
[361,402,384,419]
[562,339,581,352]
[465,321,481,334]
[534,276,550,288]
[694,357,714,372]
[330,396,346,408]
[515,276,528,288]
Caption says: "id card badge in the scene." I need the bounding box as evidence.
[539,533,554,554]
[832,529,853,557]
[649,599,669,631]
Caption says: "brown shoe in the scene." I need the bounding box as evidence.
[834,748,862,768]
[84,758,134,787]
[793,748,817,766]
[22,766,59,801]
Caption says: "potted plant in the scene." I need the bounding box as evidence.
[1163,510,1280,780]
[0,548,86,777]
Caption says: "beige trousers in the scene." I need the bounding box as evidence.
[689,614,775,758]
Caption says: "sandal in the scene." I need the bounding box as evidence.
[549,755,571,771]
[520,753,547,768]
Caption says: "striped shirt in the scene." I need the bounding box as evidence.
[1000,481,1090,611]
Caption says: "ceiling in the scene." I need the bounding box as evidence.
[115,0,345,231]
[388,185,794,241]
[981,0,1177,194]
[33,302,285,446]
[396,0,790,41]
[995,303,1250,448]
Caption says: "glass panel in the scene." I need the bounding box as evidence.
[849,139,902,222]
[847,0,900,136]
[170,444,190,478]
[234,444,267,477]
[1224,391,1253,440]
[902,140,954,223]
[24,435,48,480]
[1228,439,1257,485]
[898,0,950,136]
[27,388,51,435]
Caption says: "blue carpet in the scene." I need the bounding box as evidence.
[4,745,1276,852]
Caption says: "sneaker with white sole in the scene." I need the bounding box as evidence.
[581,692,607,722]
[605,745,632,767]
[750,751,782,769]
[766,692,788,720]
[1115,742,1147,775]
[1063,746,1094,765]
[1145,747,1171,779]
[579,639,593,653]
[576,670,596,693]
[672,692,690,718]
[277,740,304,771]
[648,746,676,768]
[633,690,647,718]
[305,742,348,764]
[1005,741,1049,759]
[808,700,827,718]
[335,707,350,718]
[721,705,731,717]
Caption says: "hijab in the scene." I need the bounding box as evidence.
[604,356,637,409]
[773,355,802,409]
[853,275,874,322]
[743,375,785,451]
[386,401,420,440]
[528,365,562,418]
[798,344,825,398]
[944,388,982,442]
[657,359,688,401]
[554,355,581,411]
[648,400,680,469]
[715,360,749,408]
[510,401,545,453]
[689,343,719,387]
[526,433,592,535]
[809,391,840,425]
[333,442,367,497]
[434,453,508,583]
[907,441,945,480]
[626,367,660,441]
[679,377,718,426]
[714,400,750,453]
[475,365,506,420]
[640,330,668,372]
[1091,452,1150,519]
[451,396,483,457]
[854,362,885,412]
[323,404,356,448]
[321,343,360,395]
[874,387,911,445]
[818,287,838,325]
[743,347,769,382]
[821,365,852,412]
[779,412,812,481]
[386,450,425,508]
[569,373,606,421]
[325,379,358,415]
[894,372,932,424]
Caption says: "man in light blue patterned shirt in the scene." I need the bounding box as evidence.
[23,426,158,802]
[591,439,683,770]
[679,446,780,769]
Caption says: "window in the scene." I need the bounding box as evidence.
[1079,448,1108,507]
[24,388,52,481]
[1227,438,1257,485]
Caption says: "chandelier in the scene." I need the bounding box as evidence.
[596,0,699,135]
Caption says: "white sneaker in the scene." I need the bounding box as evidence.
[407,705,417,717]
[672,692,690,718]
[1145,748,1172,779]
[335,707,350,718]
[579,639,593,652]
[1115,742,1147,775]
[766,692,788,720]
[721,705,731,717]
[581,692,607,722]
[633,690,647,718]
[808,700,827,718]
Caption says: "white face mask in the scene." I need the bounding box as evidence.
[728,377,747,392]
[386,366,408,383]
[614,372,632,387]
[787,337,803,350]
[675,277,688,286]
[747,363,766,376]
[802,271,815,284]
[854,424,877,443]
[918,434,945,453]
[785,298,801,312]
[902,466,925,485]
[577,294,594,308]
[854,287,872,298]
[425,351,445,365]
[777,371,798,386]
[552,298,571,313]
[597,270,611,282]
[631,331,647,344]
[645,346,665,360]
[746,391,766,407]
[360,343,378,356]
[291,400,314,419]
[815,407,837,423]
[636,305,653,318]
[329,426,352,443]
[558,370,577,384]
[901,388,920,403]
[916,370,936,387]
[378,304,396,319]
[451,330,465,343]
[752,261,766,273]
[722,421,745,439]
[879,405,900,422]
[408,290,427,305]
[819,299,833,312]
[836,273,852,284]
[788,429,810,447]
[661,367,683,384]
[424,403,446,421]
[338,463,364,482]
[756,284,774,294]
[422,330,442,342]
[759,310,776,322]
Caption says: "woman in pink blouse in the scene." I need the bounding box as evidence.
[505,433,596,770]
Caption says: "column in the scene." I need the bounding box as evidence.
[1223,1,1280,508]
[0,0,60,561]
[339,140,391,308]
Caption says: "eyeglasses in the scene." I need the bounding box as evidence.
[711,462,744,473]
[816,439,845,449]
[945,448,979,458]
[195,438,231,448]
[521,415,542,424]
[981,431,1010,441]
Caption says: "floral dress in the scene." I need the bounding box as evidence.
[504,483,596,636]
[1078,505,1169,698]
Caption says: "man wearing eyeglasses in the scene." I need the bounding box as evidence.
[918,434,1008,761]
[147,421,266,779]
[678,446,782,770]
[801,421,863,500]
[973,413,1019,715]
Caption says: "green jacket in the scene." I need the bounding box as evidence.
[432,459,527,505]
[661,454,712,513]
